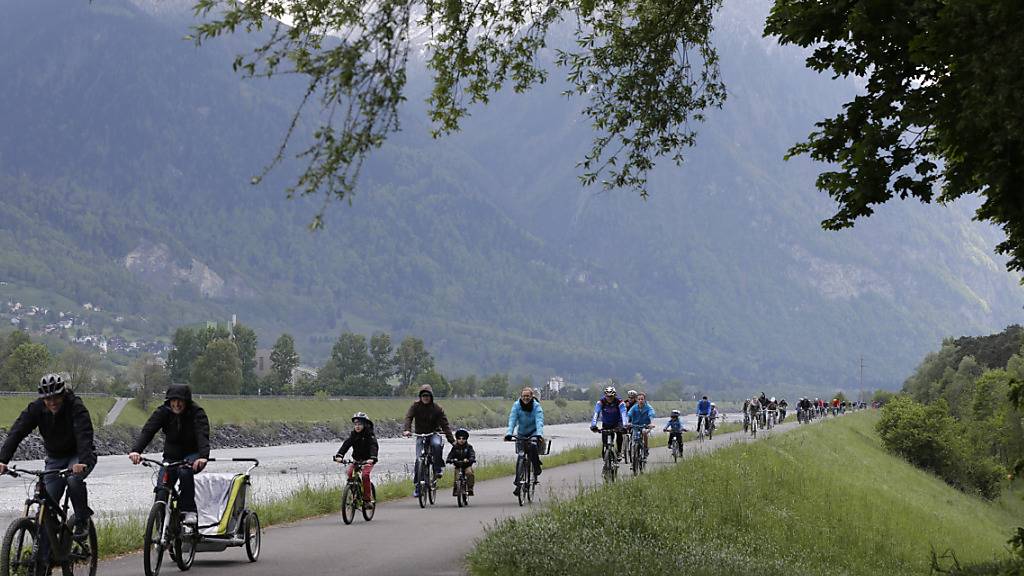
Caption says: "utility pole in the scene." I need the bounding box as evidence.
[860,355,866,400]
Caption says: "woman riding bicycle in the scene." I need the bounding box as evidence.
[505,387,545,496]
[334,412,379,508]
[128,384,210,530]
[626,393,655,456]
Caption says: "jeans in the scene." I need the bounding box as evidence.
[43,455,92,525]
[159,453,199,513]
[414,434,444,485]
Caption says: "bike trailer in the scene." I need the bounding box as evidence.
[194,473,249,536]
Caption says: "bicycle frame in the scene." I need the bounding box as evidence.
[413,433,439,490]
[6,467,76,565]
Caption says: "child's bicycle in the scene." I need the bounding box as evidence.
[335,458,376,524]
[667,432,683,463]
[0,465,97,576]
[450,460,471,508]
[140,457,261,576]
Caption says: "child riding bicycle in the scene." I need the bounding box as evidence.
[334,412,379,508]
[445,428,476,496]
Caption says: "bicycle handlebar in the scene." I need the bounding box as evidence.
[140,457,190,468]
[2,466,73,479]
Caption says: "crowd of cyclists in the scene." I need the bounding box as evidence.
[0,373,868,570]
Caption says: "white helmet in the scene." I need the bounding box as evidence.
[770,397,776,402]
[604,386,617,395]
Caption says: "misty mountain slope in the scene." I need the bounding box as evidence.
[0,0,1020,392]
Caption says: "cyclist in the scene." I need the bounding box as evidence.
[505,386,545,496]
[696,395,712,437]
[626,392,655,456]
[128,384,210,531]
[590,386,628,459]
[0,374,97,540]
[748,396,761,428]
[708,402,719,439]
[446,428,476,496]
[742,398,751,431]
[778,398,788,423]
[624,390,639,413]
[758,392,769,410]
[402,384,456,497]
[334,412,379,508]
[663,409,686,451]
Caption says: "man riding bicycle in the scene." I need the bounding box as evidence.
[402,384,456,497]
[626,392,655,456]
[128,384,210,530]
[590,386,628,458]
[696,395,712,437]
[0,374,97,540]
[505,387,545,497]
[623,390,639,413]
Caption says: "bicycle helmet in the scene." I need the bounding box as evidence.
[352,411,369,423]
[710,402,716,407]
[37,374,66,398]
[770,397,776,402]
[670,409,681,417]
[627,389,637,398]
[604,386,617,395]
[454,428,470,440]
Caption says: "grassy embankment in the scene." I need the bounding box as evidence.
[0,397,114,427]
[93,417,740,558]
[468,412,1024,575]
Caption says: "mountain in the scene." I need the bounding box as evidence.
[1,0,1021,395]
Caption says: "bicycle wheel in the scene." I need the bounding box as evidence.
[515,458,527,506]
[631,443,641,476]
[361,485,376,521]
[341,483,357,525]
[415,460,428,509]
[143,502,167,576]
[427,476,437,506]
[456,477,465,508]
[459,480,469,507]
[244,512,260,562]
[172,527,194,572]
[63,516,98,576]
[1,517,41,576]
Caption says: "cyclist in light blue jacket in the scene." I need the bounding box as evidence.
[505,387,545,495]
[626,393,656,457]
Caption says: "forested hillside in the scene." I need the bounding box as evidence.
[1,0,1021,394]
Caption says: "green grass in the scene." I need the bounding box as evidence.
[112,397,594,427]
[0,397,114,427]
[467,413,1024,576]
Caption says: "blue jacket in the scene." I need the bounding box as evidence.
[627,403,655,427]
[696,399,711,416]
[664,417,684,432]
[592,398,628,428]
[507,399,544,438]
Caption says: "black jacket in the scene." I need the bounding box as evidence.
[132,401,211,460]
[0,392,96,467]
[445,443,476,467]
[403,401,455,442]
[336,424,379,462]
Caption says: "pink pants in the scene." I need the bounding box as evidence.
[346,462,374,499]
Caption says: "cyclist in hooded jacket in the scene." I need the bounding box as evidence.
[335,412,379,507]
[626,393,656,456]
[128,384,210,529]
[591,386,628,457]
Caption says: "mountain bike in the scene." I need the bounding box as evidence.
[139,459,195,575]
[667,432,682,463]
[629,425,653,476]
[412,433,440,509]
[696,415,710,443]
[336,459,376,524]
[595,428,619,484]
[1,466,97,576]
[510,436,548,506]
[451,460,470,508]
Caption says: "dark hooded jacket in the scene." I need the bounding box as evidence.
[446,442,476,467]
[403,386,455,442]
[336,420,379,462]
[0,391,96,467]
[131,385,210,460]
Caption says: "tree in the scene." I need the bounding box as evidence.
[270,333,300,388]
[417,370,451,398]
[131,354,170,410]
[396,337,434,393]
[232,323,259,394]
[0,330,31,366]
[191,0,724,221]
[479,373,509,398]
[368,332,396,389]
[766,1,1024,272]
[331,332,371,382]
[190,339,243,394]
[167,325,232,383]
[58,346,95,392]
[1,343,51,391]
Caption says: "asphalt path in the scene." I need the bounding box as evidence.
[99,417,809,575]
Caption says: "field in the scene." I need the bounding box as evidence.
[468,412,1024,575]
[0,396,115,427]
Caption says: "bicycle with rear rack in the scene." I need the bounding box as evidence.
[508,436,550,506]
[0,465,97,576]
[334,458,375,524]
[139,457,260,576]
[412,433,440,509]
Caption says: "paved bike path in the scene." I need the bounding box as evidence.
[99,420,807,575]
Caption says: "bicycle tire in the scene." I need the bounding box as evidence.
[143,502,167,576]
[172,526,194,572]
[1,516,40,576]
[361,485,376,521]
[244,512,260,562]
[428,477,437,506]
[416,459,428,509]
[515,458,526,506]
[456,477,465,508]
[63,515,97,576]
[341,484,357,525]
[631,443,640,476]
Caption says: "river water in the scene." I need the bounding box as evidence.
[0,412,738,529]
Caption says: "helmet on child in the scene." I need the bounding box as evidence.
[670,409,681,417]
[351,411,369,423]
[454,428,470,439]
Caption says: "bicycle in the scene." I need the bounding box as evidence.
[0,466,97,576]
[451,460,470,508]
[509,436,547,506]
[629,425,653,476]
[696,415,710,443]
[412,433,440,509]
[622,427,633,465]
[139,459,195,575]
[594,428,620,484]
[667,433,682,463]
[748,412,758,437]
[335,459,376,524]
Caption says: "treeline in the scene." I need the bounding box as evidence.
[876,325,1024,500]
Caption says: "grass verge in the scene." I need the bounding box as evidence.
[467,413,1024,576]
